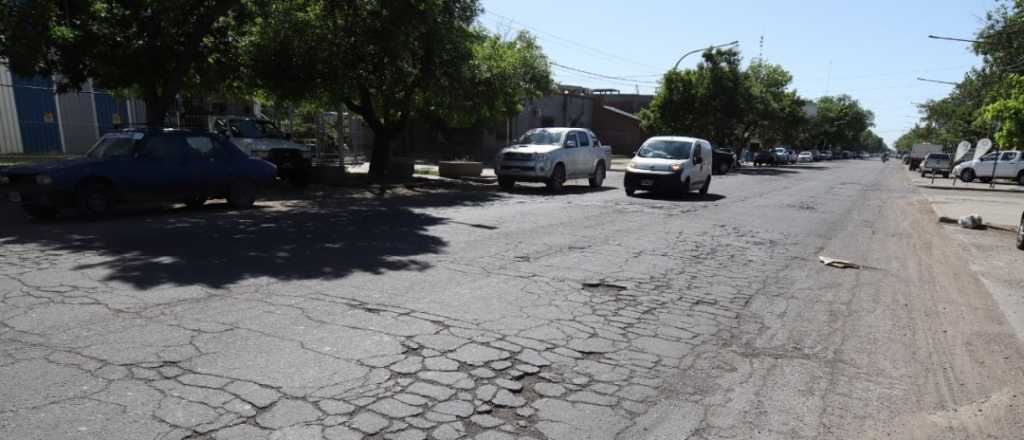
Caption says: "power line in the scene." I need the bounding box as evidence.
[551,63,660,85]
[481,10,658,69]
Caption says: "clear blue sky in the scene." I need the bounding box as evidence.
[478,0,996,147]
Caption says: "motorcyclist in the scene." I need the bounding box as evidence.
[881,151,889,163]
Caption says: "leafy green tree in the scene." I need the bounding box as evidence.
[639,48,746,146]
[894,125,936,152]
[804,95,874,150]
[740,60,807,147]
[859,129,888,153]
[0,0,249,125]
[977,74,1024,148]
[250,0,482,178]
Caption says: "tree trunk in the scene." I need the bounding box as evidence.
[368,130,393,180]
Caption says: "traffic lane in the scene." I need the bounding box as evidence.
[0,160,860,439]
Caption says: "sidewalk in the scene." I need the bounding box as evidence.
[912,175,1024,228]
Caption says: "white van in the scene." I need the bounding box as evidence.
[624,136,713,196]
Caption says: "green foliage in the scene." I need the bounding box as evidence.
[639,48,746,146]
[0,0,250,125]
[978,74,1024,148]
[859,129,888,153]
[894,125,935,152]
[805,95,874,149]
[741,60,808,147]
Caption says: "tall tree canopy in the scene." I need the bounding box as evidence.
[0,0,250,125]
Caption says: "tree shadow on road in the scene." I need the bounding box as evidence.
[630,192,726,202]
[735,167,801,176]
[0,185,505,289]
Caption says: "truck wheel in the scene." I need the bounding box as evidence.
[184,196,206,209]
[498,176,515,190]
[699,176,711,195]
[76,182,115,219]
[717,161,730,174]
[289,171,310,188]
[23,206,58,221]
[1018,171,1024,186]
[679,178,690,196]
[961,168,975,182]
[228,181,257,209]
[588,164,605,188]
[625,186,636,196]
[546,164,565,193]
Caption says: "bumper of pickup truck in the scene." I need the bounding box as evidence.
[495,161,552,181]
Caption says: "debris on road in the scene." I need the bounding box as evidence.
[958,214,985,230]
[819,256,861,269]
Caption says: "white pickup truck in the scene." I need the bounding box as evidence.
[954,150,1024,185]
[495,127,612,192]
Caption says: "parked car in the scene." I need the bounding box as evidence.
[0,129,277,220]
[908,143,944,171]
[798,151,814,163]
[712,148,736,174]
[753,150,776,166]
[212,116,312,186]
[1018,210,1024,250]
[954,150,1024,185]
[495,127,612,192]
[771,147,791,165]
[820,150,834,160]
[624,136,713,196]
[919,152,953,178]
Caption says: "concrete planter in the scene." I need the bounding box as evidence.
[387,157,415,179]
[438,161,483,178]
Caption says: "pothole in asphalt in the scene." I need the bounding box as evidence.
[581,281,627,294]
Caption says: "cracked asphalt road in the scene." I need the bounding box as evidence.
[2,161,1022,439]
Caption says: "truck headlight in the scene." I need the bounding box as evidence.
[670,163,682,172]
[533,153,548,161]
[36,174,53,185]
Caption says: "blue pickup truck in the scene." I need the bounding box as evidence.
[0,129,277,220]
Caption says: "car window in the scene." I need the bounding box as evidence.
[86,135,139,159]
[141,135,188,163]
[980,152,998,161]
[565,132,579,147]
[1000,151,1017,161]
[589,132,602,147]
[577,132,590,147]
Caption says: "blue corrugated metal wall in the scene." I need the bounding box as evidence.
[12,75,63,154]
[94,90,128,135]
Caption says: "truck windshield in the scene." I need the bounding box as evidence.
[86,135,138,159]
[229,119,285,139]
[516,130,564,145]
[638,140,693,159]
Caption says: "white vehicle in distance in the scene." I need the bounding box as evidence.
[624,136,713,196]
[798,151,814,162]
[495,128,612,192]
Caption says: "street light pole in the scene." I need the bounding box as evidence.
[673,40,740,70]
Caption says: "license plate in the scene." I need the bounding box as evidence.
[8,192,21,203]
[641,179,654,187]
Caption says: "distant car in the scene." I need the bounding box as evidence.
[820,150,834,160]
[753,150,776,166]
[771,147,791,165]
[0,129,277,220]
[712,148,736,174]
[212,116,312,186]
[919,152,952,178]
[798,151,814,163]
[624,136,713,196]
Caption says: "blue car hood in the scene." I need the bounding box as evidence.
[3,158,102,175]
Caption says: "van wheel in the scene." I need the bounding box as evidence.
[589,163,605,188]
[24,206,58,221]
[498,176,515,190]
[76,182,115,219]
[228,181,257,209]
[1018,171,1024,186]
[546,164,565,193]
[961,168,975,182]
[680,178,690,196]
[625,186,636,196]
[699,176,711,195]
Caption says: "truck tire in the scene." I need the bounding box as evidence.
[717,161,730,174]
[1018,171,1024,186]
[546,164,565,193]
[961,168,976,182]
[625,186,636,196]
[588,163,605,188]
